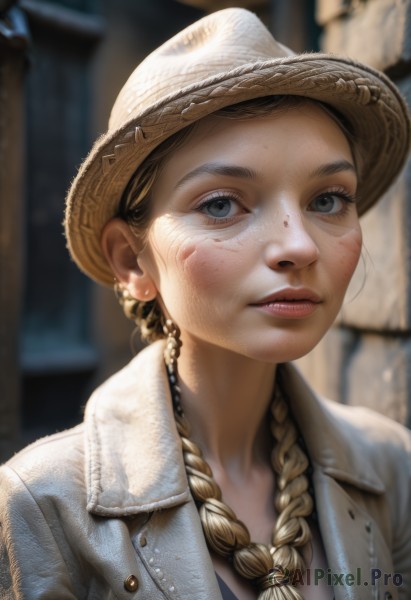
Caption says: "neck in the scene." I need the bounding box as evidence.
[175,339,277,478]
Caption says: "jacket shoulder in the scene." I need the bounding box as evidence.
[320,396,411,491]
[324,397,411,452]
[1,424,85,501]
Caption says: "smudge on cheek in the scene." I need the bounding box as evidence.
[176,238,235,289]
[178,241,198,262]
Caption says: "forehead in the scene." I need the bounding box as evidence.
[153,102,355,191]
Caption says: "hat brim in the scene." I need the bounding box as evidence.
[65,53,410,286]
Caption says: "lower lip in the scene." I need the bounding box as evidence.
[253,301,321,319]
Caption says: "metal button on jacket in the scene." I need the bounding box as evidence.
[124,574,139,592]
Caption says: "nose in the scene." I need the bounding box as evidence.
[264,212,320,270]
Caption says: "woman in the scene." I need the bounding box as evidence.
[1,8,411,600]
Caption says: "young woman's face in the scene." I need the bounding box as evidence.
[139,103,362,362]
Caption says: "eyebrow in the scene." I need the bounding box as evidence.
[310,160,357,179]
[174,159,356,191]
[174,162,257,190]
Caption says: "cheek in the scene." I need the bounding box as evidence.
[175,237,244,291]
[332,228,363,287]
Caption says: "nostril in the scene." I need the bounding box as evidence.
[278,260,294,268]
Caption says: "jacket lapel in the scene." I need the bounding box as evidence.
[280,363,397,599]
[313,468,399,599]
[134,503,223,599]
[279,363,385,493]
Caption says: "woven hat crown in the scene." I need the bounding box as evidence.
[109,9,293,132]
[65,7,410,285]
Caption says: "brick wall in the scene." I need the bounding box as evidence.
[297,0,411,427]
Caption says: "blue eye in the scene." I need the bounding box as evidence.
[309,192,355,215]
[204,197,232,217]
[199,194,241,219]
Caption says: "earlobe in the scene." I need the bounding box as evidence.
[101,218,157,301]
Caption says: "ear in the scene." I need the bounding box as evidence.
[101,218,158,301]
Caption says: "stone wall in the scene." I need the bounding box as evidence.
[297,0,411,427]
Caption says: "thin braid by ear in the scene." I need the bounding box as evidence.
[114,282,165,342]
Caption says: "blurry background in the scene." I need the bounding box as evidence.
[1,0,410,461]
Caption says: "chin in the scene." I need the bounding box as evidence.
[242,332,328,364]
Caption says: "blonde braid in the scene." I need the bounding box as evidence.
[114,283,165,343]
[164,324,313,598]
[268,384,314,592]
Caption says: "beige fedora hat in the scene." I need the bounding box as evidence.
[65,7,410,286]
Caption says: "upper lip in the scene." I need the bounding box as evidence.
[252,288,322,305]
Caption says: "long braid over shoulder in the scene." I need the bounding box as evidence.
[164,323,313,599]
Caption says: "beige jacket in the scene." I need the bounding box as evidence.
[1,341,411,600]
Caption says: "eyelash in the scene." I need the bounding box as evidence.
[196,191,244,223]
[310,188,357,218]
[194,187,357,224]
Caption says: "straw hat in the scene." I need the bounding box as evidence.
[65,7,410,286]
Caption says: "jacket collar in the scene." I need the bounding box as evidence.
[279,362,385,494]
[84,341,191,516]
[84,342,384,516]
